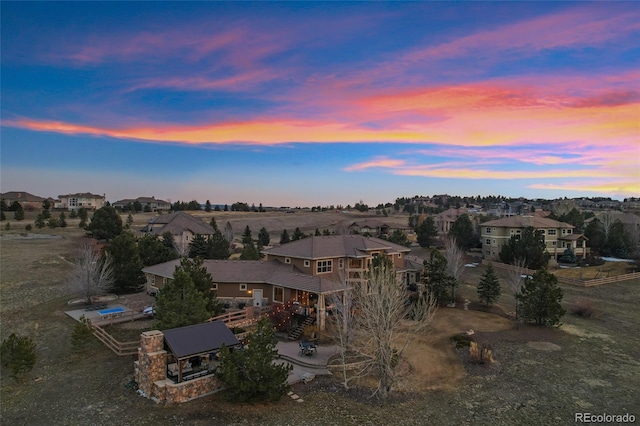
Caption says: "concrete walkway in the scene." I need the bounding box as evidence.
[275,340,338,385]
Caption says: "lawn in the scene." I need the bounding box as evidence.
[1,216,639,425]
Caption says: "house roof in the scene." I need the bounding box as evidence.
[482,215,574,229]
[163,321,240,359]
[58,192,105,199]
[262,235,411,260]
[141,211,214,235]
[1,191,45,202]
[142,258,348,294]
[113,196,170,205]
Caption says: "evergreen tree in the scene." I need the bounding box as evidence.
[0,211,5,221]
[35,213,45,229]
[188,234,210,258]
[449,214,476,251]
[58,212,67,228]
[78,208,88,228]
[292,227,305,241]
[69,209,78,219]
[177,257,223,316]
[138,234,179,266]
[86,206,122,240]
[421,250,456,305]
[516,269,565,326]
[13,203,25,221]
[208,230,231,259]
[41,199,51,219]
[280,229,290,244]
[314,228,321,236]
[0,199,8,212]
[477,263,501,306]
[240,241,260,260]
[1,333,36,381]
[242,225,252,244]
[210,217,218,232]
[258,227,270,246]
[386,229,411,247]
[216,317,292,402]
[47,217,59,228]
[584,218,605,254]
[205,200,212,212]
[105,232,146,293]
[154,268,211,330]
[416,217,438,248]
[499,226,550,270]
[133,200,143,213]
[214,204,221,212]
[126,214,134,228]
[71,315,94,352]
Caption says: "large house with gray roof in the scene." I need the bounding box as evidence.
[142,235,422,330]
[113,196,171,212]
[141,212,214,255]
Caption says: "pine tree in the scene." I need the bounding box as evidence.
[105,232,146,293]
[258,227,270,246]
[86,206,123,240]
[35,213,46,229]
[416,217,438,248]
[188,234,210,258]
[71,315,94,352]
[1,333,36,381]
[421,250,456,305]
[242,225,252,244]
[41,199,51,219]
[208,230,230,259]
[154,268,211,330]
[13,203,25,221]
[210,217,218,232]
[216,317,292,402]
[292,227,305,241]
[126,213,134,228]
[477,263,501,306]
[78,208,88,228]
[516,269,565,326]
[177,257,223,316]
[58,212,68,228]
[240,241,260,260]
[0,211,5,221]
[205,200,212,212]
[279,229,290,244]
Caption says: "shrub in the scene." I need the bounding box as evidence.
[1,333,36,381]
[71,315,94,352]
[451,333,473,348]
[25,224,32,231]
[570,299,599,318]
[469,341,493,364]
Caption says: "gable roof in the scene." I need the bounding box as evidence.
[58,192,105,199]
[142,258,348,294]
[113,196,170,205]
[482,215,574,229]
[163,321,240,359]
[141,211,214,235]
[263,235,411,259]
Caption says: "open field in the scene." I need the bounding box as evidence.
[1,214,639,425]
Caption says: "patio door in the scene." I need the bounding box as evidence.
[253,289,263,307]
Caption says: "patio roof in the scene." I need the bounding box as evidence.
[163,321,240,359]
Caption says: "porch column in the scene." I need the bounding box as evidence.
[317,293,326,331]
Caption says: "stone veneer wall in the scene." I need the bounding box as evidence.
[134,329,224,403]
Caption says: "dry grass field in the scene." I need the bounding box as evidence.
[1,212,639,425]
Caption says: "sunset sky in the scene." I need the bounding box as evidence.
[2,2,638,207]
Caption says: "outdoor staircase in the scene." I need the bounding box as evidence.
[287,316,316,340]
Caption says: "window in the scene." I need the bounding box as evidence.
[285,257,291,264]
[146,274,154,284]
[562,229,566,235]
[162,278,169,285]
[566,229,572,234]
[492,239,496,244]
[304,260,310,267]
[486,227,491,233]
[273,286,284,303]
[338,259,344,269]
[211,283,218,290]
[239,283,247,291]
[485,238,491,245]
[552,241,557,246]
[317,260,333,274]
[548,229,557,235]
[539,229,546,234]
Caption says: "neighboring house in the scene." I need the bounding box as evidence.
[1,191,45,210]
[113,196,171,212]
[142,235,421,330]
[347,220,410,237]
[55,193,106,211]
[141,211,214,254]
[480,215,589,261]
[434,208,474,233]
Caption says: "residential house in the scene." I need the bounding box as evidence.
[113,196,171,212]
[55,193,106,211]
[142,235,421,330]
[434,207,476,233]
[1,191,45,210]
[141,211,214,255]
[480,215,589,261]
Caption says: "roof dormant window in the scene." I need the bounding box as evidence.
[285,257,291,264]
[304,260,310,267]
[317,260,333,274]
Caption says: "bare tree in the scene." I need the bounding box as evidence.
[68,242,114,304]
[349,263,437,399]
[505,257,528,328]
[444,235,465,304]
[329,289,359,391]
[599,212,613,242]
[223,221,234,243]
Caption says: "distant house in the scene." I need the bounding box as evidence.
[55,193,106,211]
[113,196,171,212]
[434,208,473,233]
[480,215,589,261]
[141,211,214,254]
[143,235,421,330]
[1,191,45,210]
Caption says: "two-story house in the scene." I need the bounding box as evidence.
[480,215,589,261]
[142,235,422,330]
[141,211,214,255]
[55,193,106,211]
[113,196,171,212]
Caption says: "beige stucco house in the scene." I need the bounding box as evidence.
[55,193,106,211]
[141,211,214,255]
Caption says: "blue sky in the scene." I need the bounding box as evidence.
[2,2,638,206]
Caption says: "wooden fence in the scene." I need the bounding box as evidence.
[207,306,271,327]
[482,259,640,287]
[92,324,139,356]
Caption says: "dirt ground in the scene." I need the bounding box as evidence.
[1,214,639,425]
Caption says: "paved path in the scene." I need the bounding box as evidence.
[276,340,338,385]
